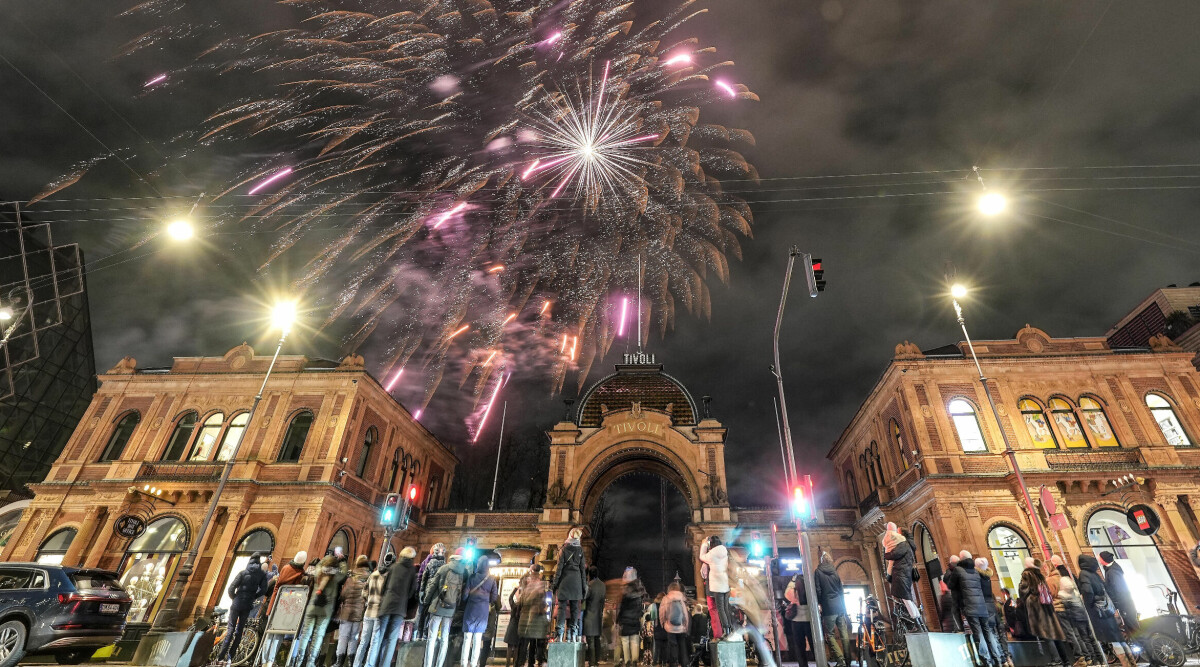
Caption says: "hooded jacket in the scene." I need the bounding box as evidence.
[698,542,730,593]
[617,579,646,635]
[305,556,342,618]
[1077,554,1124,643]
[552,538,587,600]
[882,538,915,601]
[335,565,371,622]
[463,555,500,633]
[812,562,845,616]
[379,555,417,618]
[428,556,468,618]
[660,590,690,634]
[227,560,268,609]
[417,551,446,608]
[946,559,988,618]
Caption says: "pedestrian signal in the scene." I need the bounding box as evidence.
[381,493,401,528]
[792,475,814,521]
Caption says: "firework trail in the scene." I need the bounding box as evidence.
[111,0,759,418]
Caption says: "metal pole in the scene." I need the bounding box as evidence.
[764,525,784,667]
[772,247,827,667]
[378,527,394,566]
[148,329,289,631]
[772,397,791,490]
[489,402,507,511]
[953,298,1053,562]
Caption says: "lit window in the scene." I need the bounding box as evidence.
[949,399,987,452]
[1019,399,1057,449]
[215,412,250,461]
[1146,394,1192,447]
[189,413,225,461]
[100,412,140,462]
[1049,398,1089,448]
[278,411,314,463]
[1079,397,1119,447]
[357,427,377,477]
[891,421,910,471]
[162,412,198,461]
[36,528,77,565]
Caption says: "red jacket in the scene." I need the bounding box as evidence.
[267,561,308,613]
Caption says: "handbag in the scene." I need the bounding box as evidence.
[1037,582,1053,606]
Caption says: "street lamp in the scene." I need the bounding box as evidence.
[949,284,1053,561]
[165,219,195,241]
[977,192,1007,216]
[144,301,298,635]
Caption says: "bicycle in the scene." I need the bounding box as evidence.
[205,607,264,667]
[1133,586,1200,667]
[855,596,913,667]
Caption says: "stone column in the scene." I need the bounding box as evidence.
[63,506,106,567]
[84,512,118,569]
[191,506,243,617]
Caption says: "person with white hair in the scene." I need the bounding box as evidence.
[940,554,962,632]
[945,550,1001,667]
[974,557,1011,667]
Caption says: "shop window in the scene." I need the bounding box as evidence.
[1049,397,1089,448]
[948,399,987,452]
[189,413,225,461]
[100,412,140,462]
[987,525,1031,596]
[278,411,314,463]
[217,529,276,610]
[1146,394,1192,447]
[1079,396,1119,447]
[120,517,188,624]
[891,421,910,471]
[161,412,199,461]
[215,412,250,461]
[357,427,377,477]
[1019,399,1057,449]
[35,527,77,565]
[1086,508,1177,619]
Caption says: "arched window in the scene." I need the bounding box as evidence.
[278,411,314,463]
[161,411,199,461]
[948,399,987,452]
[987,525,1031,596]
[1146,394,1192,447]
[387,448,402,491]
[843,470,858,505]
[100,412,140,462]
[1079,396,1119,447]
[189,413,225,461]
[327,528,352,556]
[891,421,910,471]
[120,517,188,624]
[1019,399,1057,449]
[36,527,77,565]
[218,528,276,610]
[1087,508,1177,618]
[357,427,377,477]
[1049,397,1089,448]
[216,412,250,461]
[872,442,885,483]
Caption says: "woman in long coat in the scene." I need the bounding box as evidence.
[1076,554,1125,644]
[582,567,607,667]
[462,555,500,667]
[1018,562,1069,667]
[518,576,550,667]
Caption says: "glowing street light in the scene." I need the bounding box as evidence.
[950,283,968,300]
[977,192,1007,216]
[0,306,12,322]
[166,219,195,241]
[271,301,297,333]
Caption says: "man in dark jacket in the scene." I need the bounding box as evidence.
[367,547,416,667]
[424,549,469,667]
[1098,551,1139,632]
[945,551,999,667]
[220,553,268,663]
[812,552,849,667]
[583,566,607,667]
[415,543,447,639]
[553,527,588,642]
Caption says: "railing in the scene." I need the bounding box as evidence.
[1045,449,1145,472]
[135,462,224,482]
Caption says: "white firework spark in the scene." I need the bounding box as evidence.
[522,61,659,208]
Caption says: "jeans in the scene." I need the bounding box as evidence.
[556,599,581,638]
[820,615,849,667]
[292,615,334,667]
[965,616,998,666]
[706,593,733,639]
[786,619,812,663]
[337,621,362,658]
[985,609,1009,662]
[220,604,253,661]
[353,617,380,667]
[584,635,601,665]
[1060,608,1102,663]
[368,614,407,667]
[425,616,453,667]
[665,633,689,667]
[620,634,640,665]
[462,632,484,667]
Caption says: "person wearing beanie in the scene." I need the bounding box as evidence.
[414,542,447,638]
[367,547,417,667]
[1098,551,1139,633]
[219,553,268,664]
[616,567,646,667]
[332,555,371,667]
[424,548,469,667]
[353,557,389,667]
[462,554,500,667]
[552,527,588,642]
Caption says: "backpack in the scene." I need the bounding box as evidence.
[438,567,465,611]
[666,598,686,627]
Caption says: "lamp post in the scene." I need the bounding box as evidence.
[950,285,1052,561]
[146,301,297,632]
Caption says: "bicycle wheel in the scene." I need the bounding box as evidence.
[231,625,260,667]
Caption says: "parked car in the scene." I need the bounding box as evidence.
[0,563,132,666]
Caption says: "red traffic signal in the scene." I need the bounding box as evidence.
[792,475,814,521]
[802,254,826,297]
[408,484,418,502]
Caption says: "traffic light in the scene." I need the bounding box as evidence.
[464,537,478,561]
[381,493,401,528]
[749,531,764,559]
[397,485,419,530]
[802,254,826,297]
[792,475,814,521]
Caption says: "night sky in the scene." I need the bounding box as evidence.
[3,0,1199,534]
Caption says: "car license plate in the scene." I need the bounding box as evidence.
[100,603,120,614]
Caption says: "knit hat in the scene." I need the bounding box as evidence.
[1098,551,1115,565]
[450,547,465,560]
[974,557,988,570]
[294,550,308,564]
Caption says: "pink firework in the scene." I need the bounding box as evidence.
[385,368,404,392]
[472,372,507,442]
[618,297,629,336]
[248,167,293,194]
[714,80,738,98]
[662,53,692,67]
[430,202,467,230]
[144,74,168,87]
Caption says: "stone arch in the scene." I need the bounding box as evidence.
[576,440,701,526]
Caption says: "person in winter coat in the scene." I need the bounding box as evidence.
[698,536,733,639]
[975,558,1010,667]
[291,555,347,667]
[783,573,812,665]
[659,582,690,667]
[1018,559,1069,667]
[220,553,269,663]
[583,566,607,667]
[1076,554,1126,648]
[1001,589,1020,639]
[1098,551,1139,633]
[367,547,416,667]
[1044,559,1098,667]
[881,523,919,620]
[938,581,957,633]
[415,543,447,638]
[650,594,667,667]
[518,571,550,667]
[946,551,1001,667]
[425,549,469,667]
[813,552,850,667]
[940,555,962,632]
[332,556,370,667]
[617,568,646,667]
[462,555,500,667]
[352,557,389,667]
[553,527,588,641]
